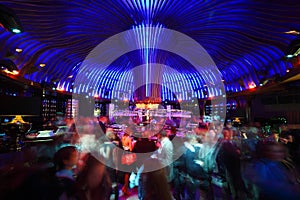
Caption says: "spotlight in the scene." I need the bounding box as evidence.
[15,48,22,53]
[0,4,23,34]
[284,30,300,35]
[11,28,21,33]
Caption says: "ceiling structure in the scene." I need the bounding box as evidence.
[0,0,300,100]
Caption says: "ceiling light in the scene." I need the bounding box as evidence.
[286,69,290,72]
[39,63,46,67]
[284,30,300,35]
[12,70,19,75]
[248,82,256,89]
[11,28,21,34]
[15,48,22,53]
[56,87,64,91]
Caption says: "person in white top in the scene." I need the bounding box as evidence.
[155,130,174,183]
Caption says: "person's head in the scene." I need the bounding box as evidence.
[54,146,79,170]
[259,142,287,161]
[184,134,197,144]
[157,130,168,140]
[106,130,115,141]
[222,127,232,140]
[204,129,216,144]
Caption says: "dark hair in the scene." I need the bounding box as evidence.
[257,141,287,161]
[159,130,168,137]
[184,134,197,142]
[54,146,77,170]
[76,154,112,200]
[222,127,231,132]
[141,158,173,200]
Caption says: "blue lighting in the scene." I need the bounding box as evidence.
[131,22,164,97]
[0,0,297,97]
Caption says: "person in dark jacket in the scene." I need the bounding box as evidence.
[216,127,247,200]
[173,134,211,200]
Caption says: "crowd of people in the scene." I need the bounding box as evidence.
[1,115,300,200]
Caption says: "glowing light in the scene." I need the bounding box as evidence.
[286,54,294,58]
[248,82,256,89]
[286,69,290,72]
[94,94,99,98]
[284,30,300,35]
[15,48,22,53]
[123,97,129,102]
[39,63,46,67]
[135,103,159,110]
[57,87,64,91]
[131,23,165,97]
[3,69,19,75]
[11,28,21,34]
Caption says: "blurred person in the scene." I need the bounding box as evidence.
[279,125,296,160]
[198,129,219,174]
[53,145,79,199]
[133,130,157,167]
[154,130,174,183]
[98,116,108,134]
[99,130,119,180]
[244,142,300,200]
[121,127,135,195]
[216,127,247,199]
[122,131,133,152]
[99,129,121,199]
[174,134,211,200]
[74,154,112,200]
[139,158,173,200]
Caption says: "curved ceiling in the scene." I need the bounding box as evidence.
[0,0,299,98]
